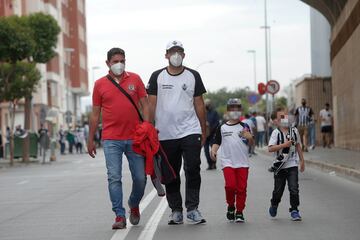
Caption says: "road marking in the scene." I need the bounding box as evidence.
[137,169,184,240]
[110,188,158,240]
[17,180,29,185]
[137,195,168,240]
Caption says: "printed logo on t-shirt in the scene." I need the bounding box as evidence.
[223,131,233,137]
[128,84,135,91]
[238,129,249,145]
[162,84,174,90]
[182,84,187,91]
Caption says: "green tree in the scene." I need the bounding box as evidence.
[22,13,60,162]
[0,13,60,164]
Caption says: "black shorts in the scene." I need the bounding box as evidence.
[321,126,332,133]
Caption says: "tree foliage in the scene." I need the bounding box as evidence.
[204,88,287,118]
[0,62,41,101]
[0,15,35,63]
[27,13,60,63]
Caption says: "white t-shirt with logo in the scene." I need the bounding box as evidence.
[214,122,252,169]
[268,128,301,169]
[147,67,206,140]
[319,109,333,127]
[256,115,266,132]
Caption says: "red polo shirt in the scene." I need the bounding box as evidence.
[92,71,147,140]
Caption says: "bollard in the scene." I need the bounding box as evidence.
[50,138,56,161]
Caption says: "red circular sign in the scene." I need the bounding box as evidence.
[266,80,280,95]
[258,83,266,95]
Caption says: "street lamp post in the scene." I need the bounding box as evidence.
[247,50,257,91]
[91,66,100,93]
[195,60,214,70]
[263,0,270,142]
[64,47,74,129]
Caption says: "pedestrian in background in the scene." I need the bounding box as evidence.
[242,114,256,157]
[255,112,266,147]
[319,103,333,148]
[308,116,316,150]
[0,132,3,159]
[204,99,219,170]
[268,114,305,221]
[211,98,254,222]
[87,47,149,230]
[66,129,75,154]
[147,40,207,225]
[75,127,85,154]
[295,98,313,152]
[58,125,66,155]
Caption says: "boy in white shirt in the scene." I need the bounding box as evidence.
[211,98,254,222]
[268,115,305,221]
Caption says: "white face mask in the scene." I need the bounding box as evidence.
[169,52,183,67]
[228,111,242,120]
[280,118,289,128]
[110,62,125,76]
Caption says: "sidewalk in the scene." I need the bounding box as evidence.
[257,146,360,182]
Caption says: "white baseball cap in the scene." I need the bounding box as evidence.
[166,40,184,51]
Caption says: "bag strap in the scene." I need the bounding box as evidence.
[106,74,143,122]
[276,128,284,157]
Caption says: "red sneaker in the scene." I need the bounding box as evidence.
[129,207,140,225]
[112,216,126,229]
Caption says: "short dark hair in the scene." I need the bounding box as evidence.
[107,48,125,61]
[325,102,330,106]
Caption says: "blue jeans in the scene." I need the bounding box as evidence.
[308,123,316,146]
[256,131,265,147]
[103,140,146,217]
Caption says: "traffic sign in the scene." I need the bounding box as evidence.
[247,93,261,105]
[258,83,266,95]
[266,80,280,95]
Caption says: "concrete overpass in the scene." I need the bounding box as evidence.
[300,0,360,150]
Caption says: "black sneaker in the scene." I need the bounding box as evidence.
[226,206,235,221]
[235,212,245,222]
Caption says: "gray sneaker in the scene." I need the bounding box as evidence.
[168,211,183,225]
[187,209,206,224]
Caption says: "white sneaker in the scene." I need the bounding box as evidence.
[168,211,183,225]
[186,209,206,224]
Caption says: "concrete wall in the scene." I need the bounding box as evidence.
[310,8,332,77]
[331,0,360,150]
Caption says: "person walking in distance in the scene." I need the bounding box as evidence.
[147,40,207,225]
[204,99,220,170]
[87,47,149,230]
[295,98,313,152]
[255,112,266,147]
[319,103,333,148]
[211,98,254,222]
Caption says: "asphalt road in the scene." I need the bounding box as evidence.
[0,149,359,240]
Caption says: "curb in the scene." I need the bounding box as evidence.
[305,158,360,181]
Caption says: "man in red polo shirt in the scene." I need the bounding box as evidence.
[87,47,149,230]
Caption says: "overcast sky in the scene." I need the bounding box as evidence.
[82,0,311,108]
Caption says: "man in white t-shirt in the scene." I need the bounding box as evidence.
[268,114,305,221]
[319,103,333,148]
[255,113,266,147]
[147,40,207,225]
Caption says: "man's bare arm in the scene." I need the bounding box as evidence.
[194,95,206,146]
[87,106,101,158]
